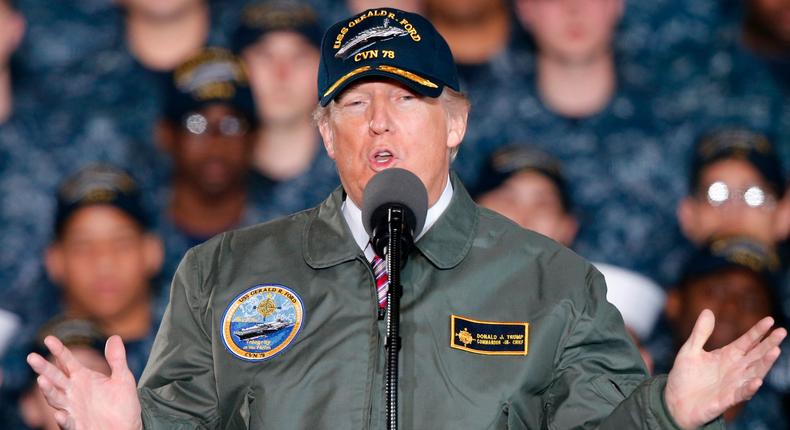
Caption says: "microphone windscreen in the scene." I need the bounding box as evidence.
[362,168,429,237]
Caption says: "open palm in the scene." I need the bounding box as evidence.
[664,309,787,429]
[26,335,142,430]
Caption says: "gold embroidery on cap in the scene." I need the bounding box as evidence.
[322,66,372,97]
[377,65,437,88]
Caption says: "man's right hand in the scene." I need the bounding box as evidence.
[27,335,143,430]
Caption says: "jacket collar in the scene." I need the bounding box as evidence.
[303,172,478,270]
[303,187,362,269]
[413,172,478,269]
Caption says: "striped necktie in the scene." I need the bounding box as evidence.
[372,254,389,310]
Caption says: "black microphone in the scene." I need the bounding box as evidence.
[362,168,428,430]
[362,168,429,263]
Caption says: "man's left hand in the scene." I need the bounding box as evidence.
[664,309,786,429]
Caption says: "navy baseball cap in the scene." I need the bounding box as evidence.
[680,236,781,287]
[233,0,323,53]
[163,47,257,125]
[318,8,460,106]
[690,128,785,198]
[31,316,106,358]
[54,164,150,237]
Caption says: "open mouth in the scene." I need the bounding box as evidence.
[370,149,397,170]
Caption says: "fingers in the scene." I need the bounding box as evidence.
[683,309,715,352]
[742,329,786,382]
[44,336,82,376]
[734,378,763,403]
[745,327,787,362]
[36,375,69,410]
[53,410,71,429]
[105,335,130,378]
[27,352,69,390]
[730,316,776,355]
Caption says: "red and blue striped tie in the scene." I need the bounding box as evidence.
[372,254,389,310]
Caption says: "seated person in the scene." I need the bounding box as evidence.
[678,128,789,247]
[44,164,164,378]
[155,47,272,283]
[232,0,339,214]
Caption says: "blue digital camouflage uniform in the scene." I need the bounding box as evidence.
[727,386,789,430]
[0,0,252,331]
[473,60,692,286]
[447,19,535,195]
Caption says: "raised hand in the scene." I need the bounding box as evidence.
[26,335,143,430]
[664,309,787,429]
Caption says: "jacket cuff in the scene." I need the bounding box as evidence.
[648,374,725,430]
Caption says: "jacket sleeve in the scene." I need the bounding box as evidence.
[543,266,724,430]
[137,247,222,429]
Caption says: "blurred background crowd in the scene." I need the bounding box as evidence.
[0,0,788,428]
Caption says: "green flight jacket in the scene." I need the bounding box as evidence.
[138,175,723,429]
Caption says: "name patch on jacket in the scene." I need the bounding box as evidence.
[450,315,528,356]
[221,284,305,362]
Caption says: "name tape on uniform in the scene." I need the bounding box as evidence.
[450,315,528,356]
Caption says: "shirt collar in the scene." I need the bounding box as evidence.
[342,175,454,260]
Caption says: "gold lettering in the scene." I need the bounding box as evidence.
[354,49,379,62]
[382,50,395,59]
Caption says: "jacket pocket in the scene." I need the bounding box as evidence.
[590,375,643,407]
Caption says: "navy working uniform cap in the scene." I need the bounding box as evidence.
[54,164,150,237]
[680,236,781,288]
[690,128,785,198]
[318,8,460,106]
[233,0,323,53]
[163,47,258,125]
[30,316,106,359]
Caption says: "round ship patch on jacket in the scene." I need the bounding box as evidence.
[221,284,305,361]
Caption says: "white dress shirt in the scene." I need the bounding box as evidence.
[342,176,454,261]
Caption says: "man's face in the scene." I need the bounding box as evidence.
[118,0,202,20]
[242,32,320,125]
[670,269,773,350]
[318,79,466,206]
[171,104,254,197]
[748,0,790,46]
[516,0,622,64]
[477,170,577,246]
[48,207,155,321]
[678,158,786,245]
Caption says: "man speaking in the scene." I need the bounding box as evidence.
[27,8,785,429]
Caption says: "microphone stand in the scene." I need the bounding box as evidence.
[384,207,404,430]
